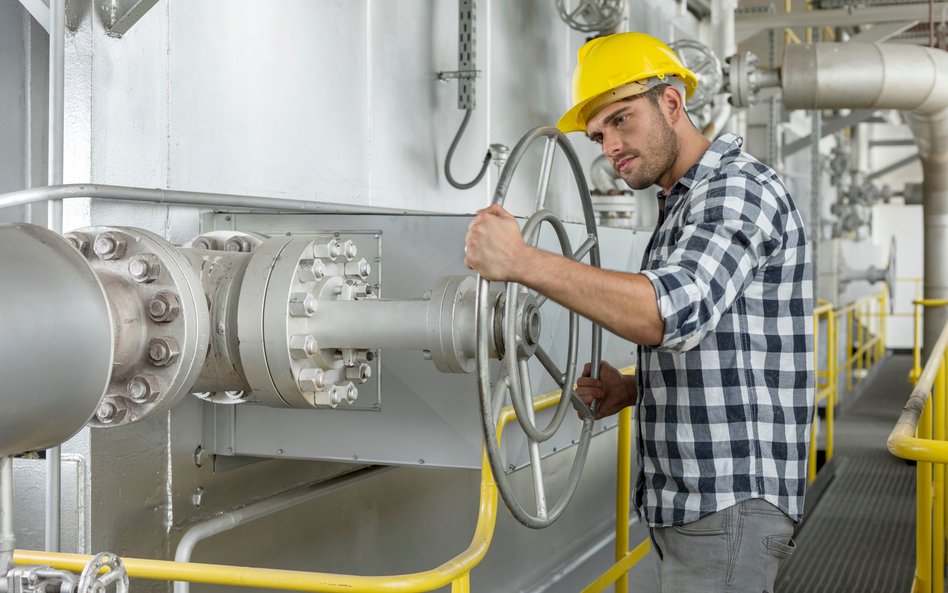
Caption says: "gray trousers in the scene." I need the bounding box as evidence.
[648,498,796,593]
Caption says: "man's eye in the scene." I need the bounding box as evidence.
[615,115,628,127]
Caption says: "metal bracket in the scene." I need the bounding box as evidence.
[436,70,481,82]
[96,0,160,38]
[457,0,476,110]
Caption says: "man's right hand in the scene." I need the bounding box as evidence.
[577,361,636,419]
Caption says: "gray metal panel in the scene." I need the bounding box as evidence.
[201,212,648,469]
[0,0,28,223]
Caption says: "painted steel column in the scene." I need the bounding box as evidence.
[782,42,948,353]
[45,0,66,555]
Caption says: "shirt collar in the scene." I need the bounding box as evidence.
[657,133,744,207]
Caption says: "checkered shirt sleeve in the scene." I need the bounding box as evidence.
[635,134,814,527]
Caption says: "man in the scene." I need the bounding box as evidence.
[464,32,813,592]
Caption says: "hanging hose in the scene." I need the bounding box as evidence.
[444,109,491,190]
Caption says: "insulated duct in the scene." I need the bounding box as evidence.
[782,43,948,351]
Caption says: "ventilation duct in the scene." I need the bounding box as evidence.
[782,43,948,351]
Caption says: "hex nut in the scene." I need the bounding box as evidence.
[298,368,326,393]
[297,259,327,283]
[127,375,161,403]
[288,292,318,317]
[340,240,357,261]
[289,334,318,359]
[128,253,161,283]
[312,238,342,261]
[345,382,358,403]
[93,231,127,260]
[192,236,219,250]
[64,232,91,256]
[224,236,252,252]
[96,399,127,424]
[344,258,371,280]
[148,337,181,367]
[345,362,372,383]
[147,291,181,323]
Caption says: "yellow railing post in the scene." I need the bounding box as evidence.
[933,361,945,593]
[918,395,933,593]
[829,310,837,460]
[914,302,924,384]
[846,308,854,392]
[857,303,865,374]
[615,406,632,593]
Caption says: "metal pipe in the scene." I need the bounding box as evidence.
[0,184,326,212]
[1,456,14,579]
[314,300,437,352]
[45,0,66,555]
[173,466,391,593]
[47,0,64,231]
[782,42,948,352]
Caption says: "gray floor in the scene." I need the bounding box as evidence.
[776,355,916,592]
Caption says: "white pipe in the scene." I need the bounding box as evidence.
[172,466,391,593]
[45,0,65,555]
[0,184,327,212]
[1,456,14,579]
[782,42,948,351]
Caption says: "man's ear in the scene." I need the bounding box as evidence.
[660,86,684,124]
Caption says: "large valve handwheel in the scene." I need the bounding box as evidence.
[475,125,603,528]
[555,0,626,33]
[669,39,723,111]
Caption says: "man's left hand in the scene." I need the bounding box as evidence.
[464,204,529,282]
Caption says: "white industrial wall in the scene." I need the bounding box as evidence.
[54,0,701,241]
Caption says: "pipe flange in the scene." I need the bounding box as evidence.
[239,234,376,409]
[427,275,477,373]
[76,226,210,427]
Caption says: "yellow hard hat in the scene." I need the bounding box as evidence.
[556,32,699,133]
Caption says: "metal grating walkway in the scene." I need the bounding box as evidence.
[776,355,917,592]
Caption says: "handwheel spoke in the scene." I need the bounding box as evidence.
[491,366,511,424]
[573,235,597,262]
[519,359,548,519]
[535,345,566,387]
[533,138,557,214]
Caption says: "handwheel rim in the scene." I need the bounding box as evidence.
[474,125,602,528]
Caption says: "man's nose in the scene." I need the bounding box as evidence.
[601,132,622,157]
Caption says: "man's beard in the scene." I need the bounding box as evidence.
[617,115,679,191]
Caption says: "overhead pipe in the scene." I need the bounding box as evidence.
[782,42,948,351]
[45,0,66,555]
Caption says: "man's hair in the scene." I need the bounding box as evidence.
[629,83,671,110]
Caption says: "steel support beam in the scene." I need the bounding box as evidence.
[783,110,876,157]
[866,153,920,181]
[98,0,160,37]
[17,0,49,31]
[848,20,919,43]
[737,2,948,42]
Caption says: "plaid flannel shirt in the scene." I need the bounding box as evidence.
[635,133,814,527]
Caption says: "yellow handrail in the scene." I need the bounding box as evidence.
[15,372,647,593]
[887,318,948,593]
[14,390,552,592]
